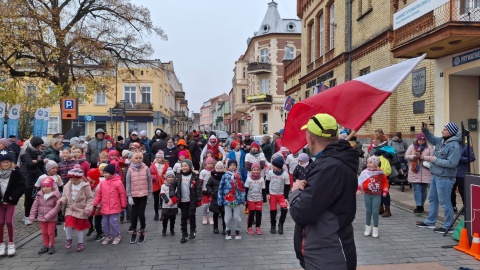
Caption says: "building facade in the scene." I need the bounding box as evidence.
[48,60,190,138]
[286,0,437,140]
[231,1,302,136]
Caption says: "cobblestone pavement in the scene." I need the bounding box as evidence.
[0,193,478,270]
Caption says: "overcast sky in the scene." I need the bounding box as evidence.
[134,0,298,113]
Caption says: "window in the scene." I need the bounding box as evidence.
[319,14,325,56]
[329,79,337,87]
[95,85,107,105]
[140,86,151,103]
[260,48,269,63]
[76,86,86,105]
[309,22,315,62]
[459,0,480,16]
[358,0,372,17]
[329,3,335,50]
[48,116,59,134]
[360,67,371,76]
[305,90,310,99]
[124,86,136,103]
[95,121,106,133]
[243,67,246,78]
[284,46,295,60]
[286,22,296,32]
[241,89,246,103]
[260,79,269,94]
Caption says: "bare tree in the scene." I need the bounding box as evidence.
[0,0,167,132]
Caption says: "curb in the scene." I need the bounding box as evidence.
[16,229,41,248]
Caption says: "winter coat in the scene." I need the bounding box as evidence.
[218,170,246,206]
[389,139,409,158]
[9,143,20,163]
[423,127,461,179]
[93,175,127,215]
[405,143,434,184]
[173,172,201,210]
[0,167,26,205]
[261,143,273,162]
[206,171,225,213]
[126,164,152,198]
[58,159,79,184]
[86,138,107,166]
[29,190,61,222]
[289,140,358,270]
[140,137,152,154]
[43,146,61,163]
[150,161,169,192]
[150,128,164,146]
[151,139,168,158]
[227,150,247,181]
[188,139,202,169]
[164,147,179,168]
[20,146,45,188]
[115,142,125,155]
[77,158,90,176]
[456,144,476,178]
[58,180,94,219]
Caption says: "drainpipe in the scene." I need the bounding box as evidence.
[346,0,353,81]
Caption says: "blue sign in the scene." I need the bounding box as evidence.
[64,99,74,109]
[84,114,94,122]
[283,96,295,112]
[453,49,480,67]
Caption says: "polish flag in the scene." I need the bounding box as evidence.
[282,54,426,154]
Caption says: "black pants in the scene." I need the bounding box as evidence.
[248,210,262,228]
[162,214,176,232]
[179,202,196,234]
[131,196,148,230]
[88,215,103,235]
[24,187,34,217]
[270,208,288,226]
[213,207,225,230]
[153,190,162,216]
[451,177,465,208]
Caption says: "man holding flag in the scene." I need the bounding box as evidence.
[289,113,358,270]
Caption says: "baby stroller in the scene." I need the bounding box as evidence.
[393,158,411,192]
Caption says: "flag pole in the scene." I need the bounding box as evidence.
[346,130,357,141]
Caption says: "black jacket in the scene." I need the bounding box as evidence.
[151,139,167,157]
[0,167,26,205]
[20,146,45,188]
[289,140,358,270]
[164,147,179,169]
[188,139,202,170]
[173,172,201,210]
[206,171,225,213]
[9,144,20,163]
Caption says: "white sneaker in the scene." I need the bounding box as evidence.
[0,243,5,256]
[209,217,214,225]
[364,225,372,236]
[24,217,32,226]
[7,243,15,256]
[202,217,208,225]
[372,227,379,238]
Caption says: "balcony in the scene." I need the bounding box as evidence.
[180,100,188,107]
[175,91,185,100]
[392,0,480,58]
[114,102,153,111]
[174,111,186,117]
[247,94,273,105]
[247,62,272,74]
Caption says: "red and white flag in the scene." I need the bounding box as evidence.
[282,54,426,153]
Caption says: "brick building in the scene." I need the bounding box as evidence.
[285,0,438,140]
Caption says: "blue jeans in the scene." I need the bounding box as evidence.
[364,194,381,227]
[413,183,428,207]
[424,176,455,229]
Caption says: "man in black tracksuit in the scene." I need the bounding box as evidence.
[289,113,358,270]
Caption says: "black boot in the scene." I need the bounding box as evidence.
[162,227,167,237]
[154,214,159,221]
[189,229,196,239]
[180,232,188,244]
[271,224,277,234]
[413,206,423,214]
[278,223,284,235]
[270,210,277,234]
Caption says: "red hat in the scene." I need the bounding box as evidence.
[108,150,118,159]
[244,132,250,136]
[237,133,242,137]
[87,168,101,181]
[67,164,84,178]
[41,177,55,188]
[231,140,239,149]
[250,142,260,150]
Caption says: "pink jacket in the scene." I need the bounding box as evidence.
[405,144,434,184]
[58,181,94,219]
[79,160,90,176]
[94,175,127,215]
[29,190,61,222]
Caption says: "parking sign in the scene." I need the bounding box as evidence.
[61,98,78,120]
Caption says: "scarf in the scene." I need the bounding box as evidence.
[167,145,175,150]
[410,143,426,173]
[180,169,192,176]
[130,162,143,170]
[273,169,284,176]
[250,172,261,180]
[250,151,260,157]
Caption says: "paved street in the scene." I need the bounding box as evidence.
[1,188,478,270]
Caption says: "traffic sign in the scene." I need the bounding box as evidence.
[61,98,78,120]
[111,108,124,113]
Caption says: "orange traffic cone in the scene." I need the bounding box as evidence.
[466,233,480,257]
[454,228,471,253]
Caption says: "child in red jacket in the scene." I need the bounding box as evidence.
[29,177,61,255]
[150,151,169,221]
[93,164,127,245]
[357,156,389,238]
[86,168,104,242]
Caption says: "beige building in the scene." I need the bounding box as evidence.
[286,0,438,140]
[48,60,190,138]
[231,1,302,135]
